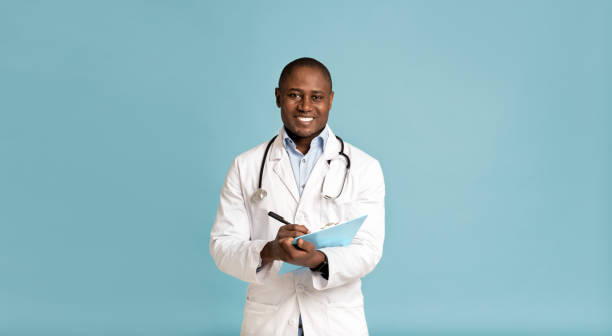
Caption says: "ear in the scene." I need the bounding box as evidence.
[275,88,281,107]
[328,90,334,109]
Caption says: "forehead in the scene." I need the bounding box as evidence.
[281,66,331,92]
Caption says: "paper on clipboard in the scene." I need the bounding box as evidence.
[278,215,368,275]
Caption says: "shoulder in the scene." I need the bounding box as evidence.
[342,140,383,173]
[232,135,277,169]
[341,140,385,195]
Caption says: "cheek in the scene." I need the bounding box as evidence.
[280,104,291,115]
[317,107,330,120]
[281,101,296,113]
[280,112,290,125]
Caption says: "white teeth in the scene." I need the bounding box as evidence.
[298,117,313,122]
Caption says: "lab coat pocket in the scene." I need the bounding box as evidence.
[319,197,357,229]
[241,298,279,336]
[326,302,368,336]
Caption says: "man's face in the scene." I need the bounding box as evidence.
[276,66,334,139]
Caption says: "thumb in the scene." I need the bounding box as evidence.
[297,238,315,252]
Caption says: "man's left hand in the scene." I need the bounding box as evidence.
[278,237,325,268]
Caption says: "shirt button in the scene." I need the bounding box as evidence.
[301,184,306,189]
[302,158,306,163]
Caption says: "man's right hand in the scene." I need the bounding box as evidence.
[260,224,310,267]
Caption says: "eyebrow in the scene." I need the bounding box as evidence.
[287,88,326,94]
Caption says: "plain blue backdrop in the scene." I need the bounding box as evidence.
[1,1,610,335]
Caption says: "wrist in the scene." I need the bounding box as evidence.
[260,241,276,265]
[310,251,329,280]
[309,251,327,269]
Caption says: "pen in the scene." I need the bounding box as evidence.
[267,211,292,225]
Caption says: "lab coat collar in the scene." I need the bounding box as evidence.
[269,124,340,162]
[269,125,340,204]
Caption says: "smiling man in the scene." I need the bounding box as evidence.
[210,57,385,336]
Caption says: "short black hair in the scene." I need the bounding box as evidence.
[278,57,332,91]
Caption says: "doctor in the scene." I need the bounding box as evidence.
[210,57,385,336]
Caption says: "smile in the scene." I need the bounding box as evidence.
[297,117,313,122]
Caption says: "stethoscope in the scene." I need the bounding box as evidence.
[251,134,351,202]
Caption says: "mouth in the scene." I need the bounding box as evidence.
[297,116,314,123]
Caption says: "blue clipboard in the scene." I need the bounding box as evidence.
[278,215,368,275]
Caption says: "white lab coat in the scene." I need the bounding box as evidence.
[210,126,385,336]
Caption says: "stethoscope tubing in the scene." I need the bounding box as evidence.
[255,134,349,200]
[257,135,278,189]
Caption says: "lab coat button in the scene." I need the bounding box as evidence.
[288,319,296,326]
[296,284,304,291]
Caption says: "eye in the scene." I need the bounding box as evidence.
[288,93,301,100]
[312,95,324,101]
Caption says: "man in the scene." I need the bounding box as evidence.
[210,57,385,336]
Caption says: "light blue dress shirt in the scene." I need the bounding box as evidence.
[283,126,328,336]
[282,126,329,197]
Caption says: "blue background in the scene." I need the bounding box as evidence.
[1,1,610,335]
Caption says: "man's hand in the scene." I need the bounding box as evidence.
[260,224,325,268]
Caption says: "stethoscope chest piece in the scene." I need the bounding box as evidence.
[251,188,267,202]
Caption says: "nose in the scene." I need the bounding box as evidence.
[298,96,312,112]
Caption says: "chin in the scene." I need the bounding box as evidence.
[292,127,318,137]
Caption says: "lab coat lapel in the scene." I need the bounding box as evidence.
[270,130,300,204]
[300,126,342,202]
[322,126,342,163]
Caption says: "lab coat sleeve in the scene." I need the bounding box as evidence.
[210,158,268,284]
[312,159,385,290]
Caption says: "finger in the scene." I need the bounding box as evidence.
[296,239,315,252]
[279,237,296,255]
[279,237,306,260]
[277,226,305,240]
[282,224,310,234]
[278,230,307,239]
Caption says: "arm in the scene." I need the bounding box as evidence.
[312,160,385,290]
[209,158,268,284]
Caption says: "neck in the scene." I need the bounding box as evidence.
[284,126,324,155]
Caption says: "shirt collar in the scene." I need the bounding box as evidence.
[282,125,329,154]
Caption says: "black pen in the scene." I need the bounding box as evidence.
[267,211,291,225]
